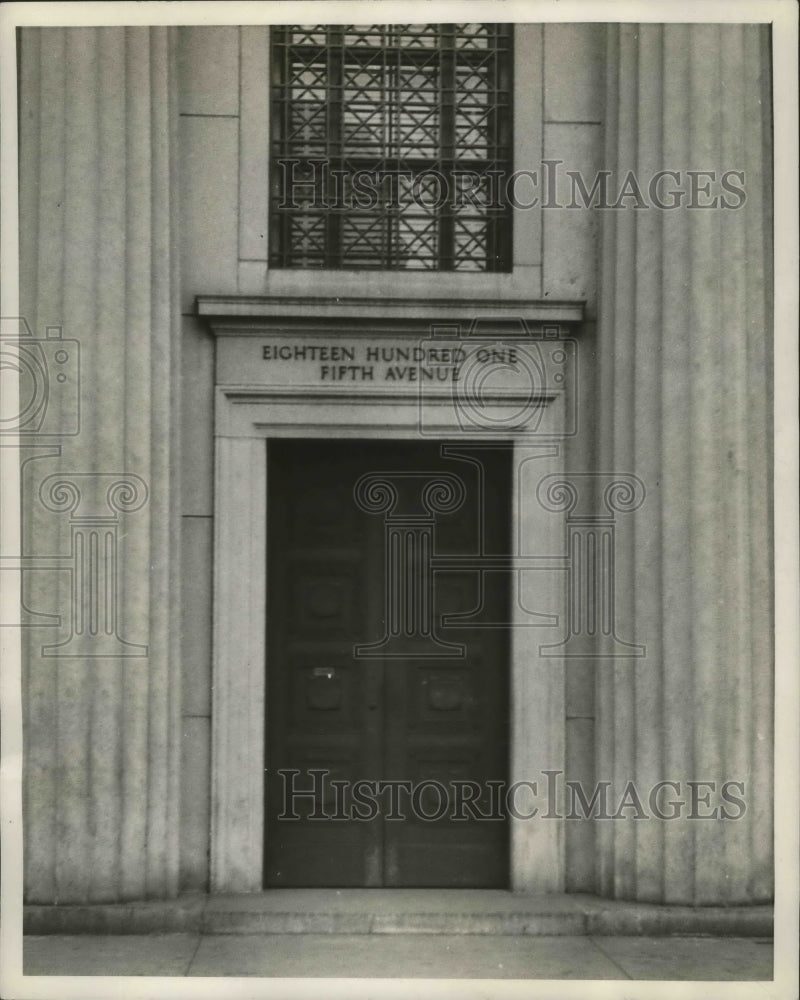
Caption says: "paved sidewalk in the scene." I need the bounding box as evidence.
[24,933,773,979]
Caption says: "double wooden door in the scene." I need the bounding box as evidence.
[265,439,510,887]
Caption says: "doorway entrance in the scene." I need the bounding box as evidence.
[264,439,511,887]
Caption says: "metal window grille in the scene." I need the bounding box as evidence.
[269,24,513,271]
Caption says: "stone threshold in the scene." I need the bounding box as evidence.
[24,890,773,938]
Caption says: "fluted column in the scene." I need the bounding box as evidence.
[595,24,772,903]
[18,27,181,901]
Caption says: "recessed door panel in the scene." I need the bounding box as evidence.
[265,439,510,887]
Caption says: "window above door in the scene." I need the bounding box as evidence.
[268,24,513,272]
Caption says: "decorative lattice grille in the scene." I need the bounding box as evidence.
[270,24,513,271]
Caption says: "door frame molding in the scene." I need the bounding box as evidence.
[202,297,580,893]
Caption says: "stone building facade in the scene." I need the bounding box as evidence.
[16,23,772,905]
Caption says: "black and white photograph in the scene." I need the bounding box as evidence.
[0,1,797,997]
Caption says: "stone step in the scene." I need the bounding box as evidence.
[23,890,773,938]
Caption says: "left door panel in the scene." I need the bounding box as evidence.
[265,440,385,886]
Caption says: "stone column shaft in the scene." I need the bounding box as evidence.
[595,23,772,903]
[18,27,181,902]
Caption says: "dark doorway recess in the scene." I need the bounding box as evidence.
[265,439,511,887]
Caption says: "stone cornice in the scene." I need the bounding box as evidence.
[197,295,585,336]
